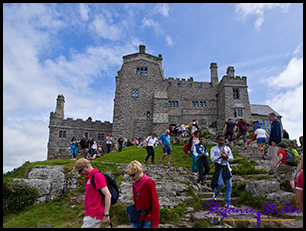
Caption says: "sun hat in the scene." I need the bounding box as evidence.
[71,158,90,173]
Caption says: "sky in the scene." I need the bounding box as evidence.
[3,3,303,173]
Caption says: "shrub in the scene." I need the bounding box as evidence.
[3,181,40,215]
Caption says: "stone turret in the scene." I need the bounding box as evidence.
[55,94,65,119]
[227,66,235,77]
[210,62,218,87]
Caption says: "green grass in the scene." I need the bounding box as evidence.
[3,143,300,228]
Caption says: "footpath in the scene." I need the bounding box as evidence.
[114,145,303,228]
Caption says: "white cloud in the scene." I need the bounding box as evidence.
[154,3,170,17]
[166,35,174,46]
[264,45,303,143]
[235,3,291,31]
[79,3,90,21]
[142,18,163,35]
[89,14,122,40]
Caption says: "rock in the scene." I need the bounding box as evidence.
[12,165,79,204]
[192,211,221,225]
[245,179,280,197]
[266,190,294,203]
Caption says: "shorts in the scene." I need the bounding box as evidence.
[224,131,234,141]
[81,216,103,228]
[275,164,293,181]
[162,146,172,155]
[257,138,266,144]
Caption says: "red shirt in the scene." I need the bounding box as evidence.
[84,168,107,219]
[133,179,160,228]
[296,170,303,191]
[277,150,288,165]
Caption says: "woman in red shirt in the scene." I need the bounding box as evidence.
[126,160,160,228]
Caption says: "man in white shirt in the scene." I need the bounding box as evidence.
[143,132,158,164]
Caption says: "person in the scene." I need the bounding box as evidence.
[144,133,158,164]
[111,133,117,153]
[70,137,79,160]
[254,124,269,158]
[79,136,88,158]
[210,134,234,208]
[189,120,198,135]
[90,139,97,160]
[293,151,303,182]
[273,142,295,192]
[236,119,250,150]
[187,130,201,174]
[126,160,160,228]
[106,133,112,154]
[194,136,210,185]
[117,135,124,152]
[267,112,282,173]
[157,129,172,166]
[87,136,93,159]
[282,129,289,139]
[296,170,303,211]
[246,120,265,146]
[180,123,186,137]
[223,118,237,147]
[71,158,111,228]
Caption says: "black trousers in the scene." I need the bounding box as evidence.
[145,146,155,163]
[198,157,210,182]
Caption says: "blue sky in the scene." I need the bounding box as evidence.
[3,3,303,173]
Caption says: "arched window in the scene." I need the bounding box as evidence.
[200,102,203,107]
[175,101,178,107]
[136,68,140,75]
[135,90,139,98]
[147,111,150,118]
[140,68,143,76]
[169,101,171,107]
[192,101,195,107]
[144,68,147,76]
[132,90,135,98]
[172,101,175,107]
[195,101,198,107]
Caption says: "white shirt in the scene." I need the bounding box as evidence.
[256,128,266,138]
[146,136,158,146]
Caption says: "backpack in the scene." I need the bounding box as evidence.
[91,171,119,205]
[183,136,193,157]
[284,148,300,166]
[126,204,152,227]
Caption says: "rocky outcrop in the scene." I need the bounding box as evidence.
[245,179,280,197]
[13,165,79,204]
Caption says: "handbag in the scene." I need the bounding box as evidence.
[126,204,152,227]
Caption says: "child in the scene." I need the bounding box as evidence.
[273,142,296,192]
[194,136,210,185]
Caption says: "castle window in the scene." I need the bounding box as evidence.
[202,101,206,107]
[132,90,139,98]
[168,101,171,107]
[233,89,239,99]
[175,101,178,107]
[147,111,150,118]
[198,82,202,87]
[195,101,198,107]
[178,81,181,86]
[200,101,202,107]
[168,81,171,86]
[84,132,88,139]
[192,101,195,107]
[136,67,148,76]
[188,81,192,87]
[98,133,104,141]
[59,130,66,138]
[172,101,175,107]
[234,108,244,117]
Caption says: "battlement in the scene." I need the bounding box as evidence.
[219,75,247,85]
[166,76,212,88]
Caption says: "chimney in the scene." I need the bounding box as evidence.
[227,66,235,77]
[55,94,65,119]
[139,44,146,53]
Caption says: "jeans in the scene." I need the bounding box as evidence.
[132,221,152,228]
[214,168,232,204]
[198,157,210,181]
[190,150,199,172]
[145,146,155,163]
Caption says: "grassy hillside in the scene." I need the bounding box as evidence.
[3,144,301,228]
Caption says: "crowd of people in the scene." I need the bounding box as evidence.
[69,113,303,228]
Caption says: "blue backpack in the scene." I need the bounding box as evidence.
[91,171,119,205]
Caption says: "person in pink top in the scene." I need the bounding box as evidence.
[71,158,112,228]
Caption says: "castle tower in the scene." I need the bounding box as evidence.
[210,62,218,87]
[226,66,235,77]
[55,94,65,119]
[112,45,166,138]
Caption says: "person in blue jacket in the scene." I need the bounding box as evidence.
[194,136,210,185]
[267,112,282,173]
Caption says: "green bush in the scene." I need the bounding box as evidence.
[3,181,40,215]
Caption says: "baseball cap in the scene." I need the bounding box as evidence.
[72,158,90,173]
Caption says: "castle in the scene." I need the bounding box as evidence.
[47,45,282,160]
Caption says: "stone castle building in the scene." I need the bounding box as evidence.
[47,45,282,160]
